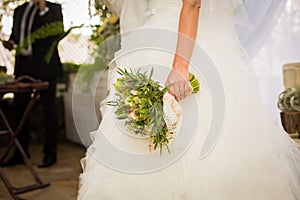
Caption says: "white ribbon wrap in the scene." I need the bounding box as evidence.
[162,93,182,134]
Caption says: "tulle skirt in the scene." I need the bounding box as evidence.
[78,2,300,199]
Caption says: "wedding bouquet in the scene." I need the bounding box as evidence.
[108,68,200,153]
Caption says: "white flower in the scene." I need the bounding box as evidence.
[130,90,138,95]
[124,97,131,105]
[129,112,138,120]
[144,125,152,134]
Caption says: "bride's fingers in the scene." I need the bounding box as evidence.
[169,82,181,101]
[165,70,190,101]
[179,81,191,100]
[174,82,181,101]
[185,82,192,96]
[166,81,178,101]
[179,81,185,100]
[172,80,190,101]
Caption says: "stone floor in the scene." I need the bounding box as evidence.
[0,142,85,200]
[0,137,300,200]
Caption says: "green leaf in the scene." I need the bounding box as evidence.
[149,67,154,79]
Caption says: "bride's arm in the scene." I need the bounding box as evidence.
[174,0,201,72]
[166,0,201,100]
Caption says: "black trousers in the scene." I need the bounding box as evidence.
[14,80,58,157]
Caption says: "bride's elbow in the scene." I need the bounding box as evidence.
[182,0,201,9]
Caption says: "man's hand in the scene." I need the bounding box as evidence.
[32,0,46,11]
[2,40,14,51]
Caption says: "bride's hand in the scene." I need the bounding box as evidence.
[165,68,192,101]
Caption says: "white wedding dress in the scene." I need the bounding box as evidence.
[78,0,300,199]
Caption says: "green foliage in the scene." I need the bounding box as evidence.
[190,73,200,93]
[44,24,83,63]
[14,21,82,64]
[75,34,121,91]
[90,21,120,46]
[74,62,105,91]
[62,62,81,74]
[0,0,26,16]
[66,0,121,91]
[88,0,120,45]
[0,0,25,32]
[278,87,300,112]
[16,21,64,53]
[56,62,81,85]
[108,68,201,153]
[108,68,172,153]
[89,0,112,24]
[0,0,120,91]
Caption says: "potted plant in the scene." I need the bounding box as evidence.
[278,87,300,137]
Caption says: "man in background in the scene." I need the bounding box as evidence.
[1,0,63,168]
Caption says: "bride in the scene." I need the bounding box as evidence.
[78,0,300,199]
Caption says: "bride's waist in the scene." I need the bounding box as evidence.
[143,5,180,29]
